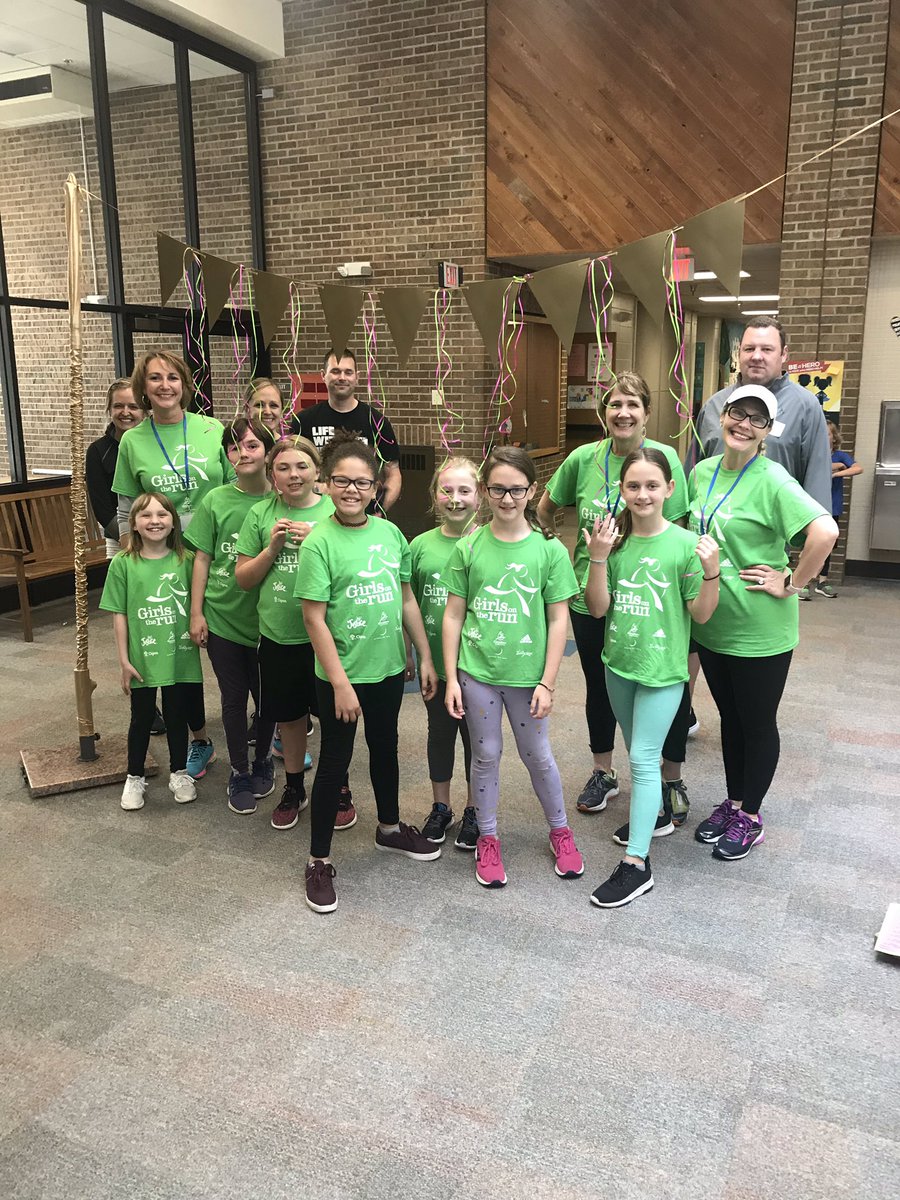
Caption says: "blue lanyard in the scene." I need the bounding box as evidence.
[699,456,757,535]
[150,416,191,491]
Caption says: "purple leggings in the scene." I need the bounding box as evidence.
[458,671,568,837]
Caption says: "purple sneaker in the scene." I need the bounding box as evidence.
[712,811,765,861]
[695,798,737,845]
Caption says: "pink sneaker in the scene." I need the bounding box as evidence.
[475,834,507,888]
[549,826,584,878]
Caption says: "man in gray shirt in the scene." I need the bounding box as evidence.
[692,317,832,511]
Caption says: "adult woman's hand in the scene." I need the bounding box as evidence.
[739,564,790,597]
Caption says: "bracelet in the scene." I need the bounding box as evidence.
[703,572,720,581]
[537,681,555,694]
[589,558,608,565]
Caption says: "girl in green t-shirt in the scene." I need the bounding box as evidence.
[99,492,203,813]
[584,448,721,908]
[408,457,482,851]
[296,431,441,914]
[186,417,276,817]
[443,447,583,890]
[686,385,837,863]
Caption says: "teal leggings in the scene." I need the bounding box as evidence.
[605,668,684,860]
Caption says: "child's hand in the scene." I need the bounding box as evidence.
[269,520,290,553]
[190,614,208,647]
[419,657,437,701]
[529,682,554,719]
[445,680,465,720]
[404,653,416,683]
[695,535,720,578]
[120,662,143,695]
[287,520,313,545]
[583,514,619,561]
[333,680,361,723]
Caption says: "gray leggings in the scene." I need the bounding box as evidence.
[459,670,567,837]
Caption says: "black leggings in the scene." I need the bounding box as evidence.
[206,631,276,773]
[309,672,405,859]
[128,683,203,777]
[698,647,793,815]
[426,678,472,783]
[569,608,691,764]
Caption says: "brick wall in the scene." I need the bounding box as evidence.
[778,0,892,580]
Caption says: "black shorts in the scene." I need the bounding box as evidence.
[257,635,319,724]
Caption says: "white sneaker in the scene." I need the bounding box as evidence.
[121,774,147,811]
[168,770,197,804]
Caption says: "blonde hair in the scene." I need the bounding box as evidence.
[126,492,186,560]
[105,378,133,413]
[266,436,321,476]
[131,351,194,413]
[429,455,481,518]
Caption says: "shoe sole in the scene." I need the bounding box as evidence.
[424,826,451,844]
[334,812,358,831]
[576,785,619,813]
[305,893,337,913]
[120,799,145,810]
[695,829,725,844]
[815,591,836,598]
[187,751,217,780]
[476,870,507,887]
[687,726,700,738]
[271,813,299,830]
[375,841,441,861]
[590,876,654,908]
[454,839,477,851]
[252,782,276,799]
[555,864,585,878]
[612,821,674,847]
[170,793,196,804]
[712,831,765,861]
[228,801,258,814]
[670,812,690,828]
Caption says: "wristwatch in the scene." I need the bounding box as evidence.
[783,571,802,596]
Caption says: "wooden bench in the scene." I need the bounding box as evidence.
[0,484,107,641]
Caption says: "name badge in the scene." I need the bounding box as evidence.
[770,420,785,438]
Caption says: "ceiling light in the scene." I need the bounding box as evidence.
[738,294,779,302]
[699,295,738,302]
[693,270,751,281]
[741,309,779,316]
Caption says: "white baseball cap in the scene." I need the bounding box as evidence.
[725,384,777,422]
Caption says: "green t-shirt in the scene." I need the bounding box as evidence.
[445,525,578,688]
[409,526,467,680]
[184,484,270,647]
[595,524,702,687]
[235,492,334,645]
[112,411,234,530]
[99,550,202,688]
[545,437,688,615]
[687,454,828,657]
[294,516,412,684]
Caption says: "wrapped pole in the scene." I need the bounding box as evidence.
[65,173,98,761]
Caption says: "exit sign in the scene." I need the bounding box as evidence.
[438,261,463,289]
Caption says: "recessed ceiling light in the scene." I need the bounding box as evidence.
[741,309,779,316]
[693,270,751,281]
[699,295,738,302]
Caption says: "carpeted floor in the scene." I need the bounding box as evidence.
[1,577,898,1199]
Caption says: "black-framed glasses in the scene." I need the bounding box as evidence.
[486,484,530,500]
[726,406,770,429]
[330,475,376,492]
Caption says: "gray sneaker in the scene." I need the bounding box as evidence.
[576,769,619,813]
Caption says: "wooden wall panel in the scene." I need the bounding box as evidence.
[487,0,796,257]
[875,0,900,233]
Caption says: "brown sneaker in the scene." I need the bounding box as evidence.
[334,786,357,831]
[305,860,337,912]
[374,822,441,861]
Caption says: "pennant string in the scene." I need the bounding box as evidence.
[182,247,212,414]
[433,288,459,452]
[362,294,395,517]
[663,232,700,448]
[483,277,526,462]
[280,282,302,438]
[229,266,252,420]
[588,257,615,418]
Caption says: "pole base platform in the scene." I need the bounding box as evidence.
[20,735,159,798]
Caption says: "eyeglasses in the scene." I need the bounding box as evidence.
[330,475,376,492]
[726,406,770,429]
[485,484,530,500]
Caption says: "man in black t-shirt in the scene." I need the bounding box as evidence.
[295,349,402,510]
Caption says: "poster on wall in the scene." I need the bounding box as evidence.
[567,333,616,410]
[787,359,843,414]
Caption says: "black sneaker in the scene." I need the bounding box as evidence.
[590,857,654,908]
[454,805,479,850]
[150,707,166,736]
[663,778,690,827]
[612,802,674,847]
[271,784,308,830]
[695,798,737,844]
[422,802,454,843]
[575,769,619,813]
[247,711,257,746]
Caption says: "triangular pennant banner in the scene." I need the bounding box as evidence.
[318,284,367,357]
[198,252,239,328]
[157,232,189,306]
[251,269,292,348]
[615,230,671,328]
[379,286,429,367]
[528,258,590,353]
[463,277,519,363]
[682,198,745,298]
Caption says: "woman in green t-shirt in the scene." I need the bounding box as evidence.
[99,492,203,812]
[186,417,276,817]
[537,371,694,827]
[296,431,441,914]
[584,449,721,908]
[687,384,837,862]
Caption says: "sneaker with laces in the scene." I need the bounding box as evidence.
[712,811,765,860]
[168,770,197,804]
[121,774,147,811]
[227,771,257,814]
[375,823,441,860]
[305,860,337,913]
[271,784,308,830]
[576,768,619,813]
[454,805,480,850]
[422,802,454,843]
[687,708,700,738]
[150,707,166,736]
[249,757,275,799]
[475,834,507,887]
[612,800,674,847]
[797,585,811,601]
[185,739,216,779]
[664,778,690,827]
[549,826,584,878]
[334,787,357,831]
[590,857,654,908]
[815,582,837,598]
[695,798,738,844]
